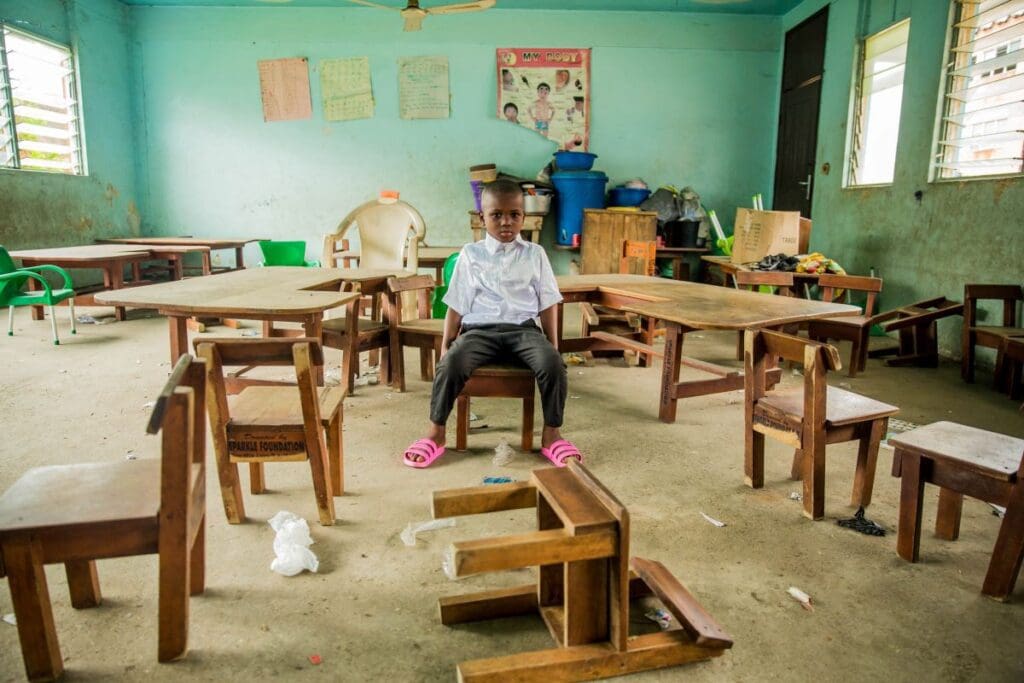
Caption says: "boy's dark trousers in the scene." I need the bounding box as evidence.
[429,321,567,428]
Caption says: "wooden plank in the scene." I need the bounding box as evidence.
[432,482,537,519]
[448,529,617,578]
[457,630,726,682]
[888,421,1022,481]
[629,557,733,649]
[3,537,64,681]
[531,468,616,534]
[589,331,663,358]
[564,559,609,646]
[580,210,657,275]
[439,584,538,625]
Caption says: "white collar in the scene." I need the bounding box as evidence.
[483,233,525,254]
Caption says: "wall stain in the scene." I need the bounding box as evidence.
[104,183,120,205]
[127,201,141,235]
[992,179,1013,204]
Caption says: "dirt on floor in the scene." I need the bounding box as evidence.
[0,306,1022,682]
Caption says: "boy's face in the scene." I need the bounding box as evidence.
[538,85,549,99]
[481,192,524,243]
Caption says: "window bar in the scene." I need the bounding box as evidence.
[0,26,19,168]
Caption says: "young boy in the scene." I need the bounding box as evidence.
[402,179,582,468]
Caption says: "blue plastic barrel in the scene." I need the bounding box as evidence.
[551,171,608,246]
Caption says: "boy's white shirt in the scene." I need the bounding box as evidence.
[443,233,563,325]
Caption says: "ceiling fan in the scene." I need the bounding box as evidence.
[345,0,496,32]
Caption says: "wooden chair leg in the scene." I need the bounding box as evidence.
[848,336,862,378]
[456,395,470,451]
[896,450,925,562]
[790,449,803,481]
[993,348,1008,392]
[735,331,744,361]
[249,463,266,494]
[190,520,206,596]
[342,344,356,394]
[982,482,1024,600]
[522,393,535,452]
[213,450,245,524]
[935,488,963,541]
[858,329,871,372]
[307,435,336,526]
[65,560,101,608]
[851,419,884,508]
[5,538,63,681]
[963,333,976,383]
[744,428,765,489]
[157,531,190,662]
[802,434,827,520]
[327,412,344,496]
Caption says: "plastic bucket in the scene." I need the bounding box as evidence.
[551,171,608,246]
[470,180,484,212]
[661,220,700,248]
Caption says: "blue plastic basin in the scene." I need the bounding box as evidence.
[609,187,651,207]
[554,151,597,171]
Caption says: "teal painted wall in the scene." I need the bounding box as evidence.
[129,7,783,271]
[780,0,1024,358]
[0,0,141,251]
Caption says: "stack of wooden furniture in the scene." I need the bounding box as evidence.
[431,460,733,681]
[867,296,963,369]
[962,284,1024,390]
[470,210,544,243]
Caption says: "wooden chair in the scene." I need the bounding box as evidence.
[744,329,899,520]
[386,274,443,391]
[431,460,733,680]
[194,338,343,526]
[0,354,207,681]
[867,296,964,369]
[891,421,1024,601]
[1002,336,1024,404]
[806,273,883,378]
[455,366,536,452]
[961,284,1024,387]
[619,239,657,276]
[733,270,797,360]
[321,296,392,394]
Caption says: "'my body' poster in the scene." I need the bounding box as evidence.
[496,48,590,150]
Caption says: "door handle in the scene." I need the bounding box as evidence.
[796,174,812,200]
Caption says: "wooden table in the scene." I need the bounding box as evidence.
[99,237,264,273]
[701,255,821,288]
[93,267,407,364]
[418,245,461,283]
[657,246,710,280]
[10,245,154,321]
[556,274,859,423]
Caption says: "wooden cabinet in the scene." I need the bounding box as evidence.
[580,209,657,274]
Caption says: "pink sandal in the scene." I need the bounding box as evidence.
[540,439,583,467]
[403,438,446,468]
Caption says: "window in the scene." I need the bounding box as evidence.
[0,25,84,174]
[848,19,911,186]
[934,0,1024,179]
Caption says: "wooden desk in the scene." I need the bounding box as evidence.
[657,246,710,280]
[93,268,394,363]
[701,255,821,288]
[10,245,153,322]
[556,274,859,423]
[99,237,263,273]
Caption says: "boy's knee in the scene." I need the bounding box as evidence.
[535,348,567,380]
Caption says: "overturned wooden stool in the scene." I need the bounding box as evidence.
[431,460,732,681]
[868,296,963,368]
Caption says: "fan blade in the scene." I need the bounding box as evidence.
[346,0,403,10]
[428,0,495,16]
[403,11,425,31]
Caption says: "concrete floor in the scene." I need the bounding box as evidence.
[1,305,1022,682]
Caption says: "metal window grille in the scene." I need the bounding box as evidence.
[934,0,1024,179]
[0,24,84,175]
[848,19,911,186]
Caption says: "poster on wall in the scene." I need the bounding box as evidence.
[397,56,450,120]
[496,48,590,150]
[257,57,312,123]
[320,57,374,121]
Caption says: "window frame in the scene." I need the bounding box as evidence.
[931,0,1024,183]
[0,23,86,176]
[845,18,912,189]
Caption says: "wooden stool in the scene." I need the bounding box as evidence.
[431,460,733,681]
[456,365,535,451]
[891,421,1024,601]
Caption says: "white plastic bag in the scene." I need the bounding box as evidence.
[268,511,319,576]
[400,518,456,547]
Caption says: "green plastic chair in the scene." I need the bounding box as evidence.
[431,252,459,319]
[0,246,77,345]
[258,240,319,267]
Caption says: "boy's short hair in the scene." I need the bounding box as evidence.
[481,178,523,203]
[537,82,550,91]
[504,102,518,113]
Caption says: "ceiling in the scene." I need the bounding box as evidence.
[116,0,803,15]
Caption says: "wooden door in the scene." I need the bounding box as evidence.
[773,7,828,218]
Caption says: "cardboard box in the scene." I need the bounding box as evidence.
[731,208,802,265]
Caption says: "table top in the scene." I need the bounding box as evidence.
[93,267,402,316]
[556,274,858,330]
[11,245,153,263]
[657,247,710,254]
[701,255,825,281]
[100,237,264,248]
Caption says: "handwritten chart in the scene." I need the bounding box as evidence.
[397,56,449,120]
[257,57,312,123]
[321,57,374,121]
